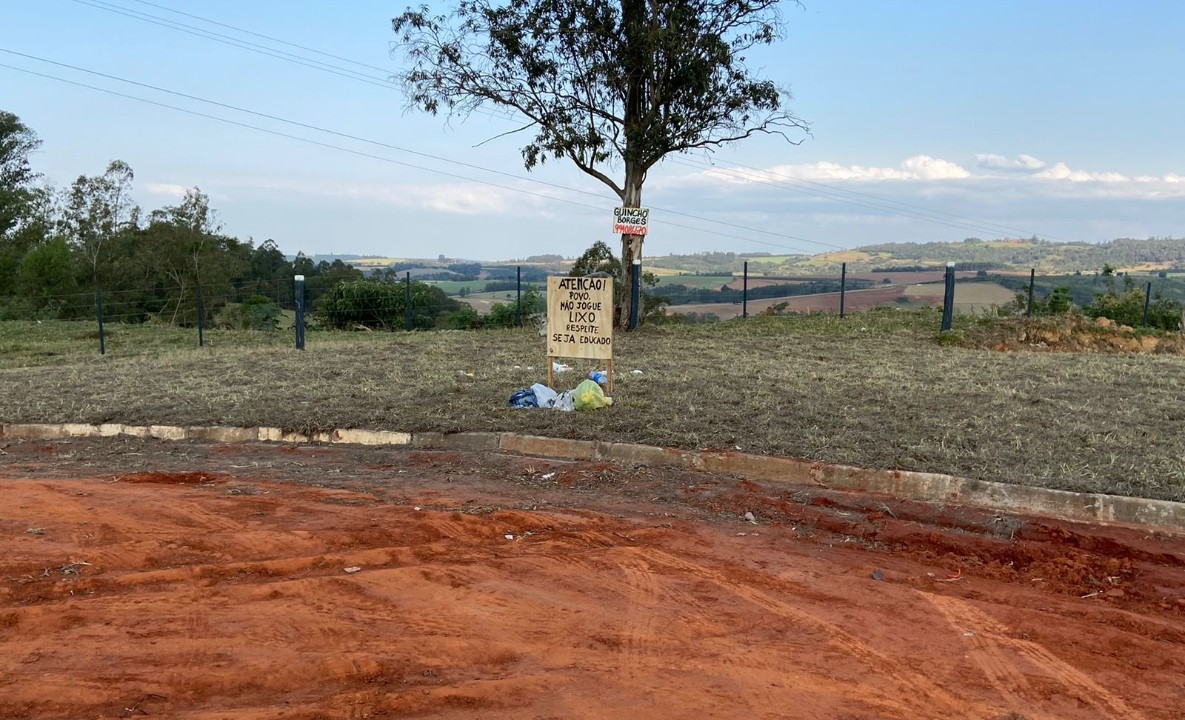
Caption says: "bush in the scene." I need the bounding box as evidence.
[215,295,281,331]
[448,305,481,330]
[1085,288,1182,330]
[319,279,461,330]
[483,286,544,329]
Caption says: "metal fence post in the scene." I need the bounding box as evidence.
[742,260,748,319]
[840,262,847,319]
[1026,268,1036,317]
[293,275,306,350]
[516,265,522,327]
[95,291,106,356]
[629,259,641,330]
[405,272,413,331]
[1143,282,1153,326]
[940,262,955,332]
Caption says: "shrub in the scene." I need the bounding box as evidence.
[1085,288,1182,330]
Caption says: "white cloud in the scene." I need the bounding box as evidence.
[228,177,567,217]
[1033,162,1130,183]
[901,155,972,180]
[144,182,190,198]
[675,154,972,187]
[665,154,1185,203]
[975,153,1047,171]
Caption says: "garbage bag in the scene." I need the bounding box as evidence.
[507,388,538,408]
[554,390,575,412]
[531,383,559,408]
[572,379,613,411]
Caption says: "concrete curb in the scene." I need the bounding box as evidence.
[2,422,1183,532]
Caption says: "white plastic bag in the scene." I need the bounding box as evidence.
[531,383,559,408]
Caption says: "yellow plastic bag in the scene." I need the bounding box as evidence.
[572,379,613,410]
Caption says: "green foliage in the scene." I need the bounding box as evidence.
[1047,286,1072,314]
[1085,288,1182,330]
[448,305,481,330]
[0,111,49,293]
[17,237,76,313]
[216,295,281,331]
[393,0,805,326]
[484,286,544,329]
[319,279,462,330]
[569,241,665,319]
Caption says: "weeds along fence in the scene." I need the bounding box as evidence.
[0,268,544,357]
[3,263,1180,358]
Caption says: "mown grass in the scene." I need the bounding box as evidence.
[2,309,1184,502]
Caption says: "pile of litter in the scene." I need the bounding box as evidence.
[508,368,613,411]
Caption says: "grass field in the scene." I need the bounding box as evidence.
[2,311,1184,501]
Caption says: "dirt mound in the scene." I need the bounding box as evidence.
[954,315,1185,354]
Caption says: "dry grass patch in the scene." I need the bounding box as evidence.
[2,311,1184,501]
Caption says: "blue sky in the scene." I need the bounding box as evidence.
[3,0,1184,260]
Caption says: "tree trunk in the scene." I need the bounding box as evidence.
[616,170,644,329]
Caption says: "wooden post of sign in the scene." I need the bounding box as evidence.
[546,275,615,394]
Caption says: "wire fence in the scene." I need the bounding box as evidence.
[3,262,1177,359]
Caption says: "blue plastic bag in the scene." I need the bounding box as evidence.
[507,388,538,408]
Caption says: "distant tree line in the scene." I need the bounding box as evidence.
[659,278,874,306]
[0,109,381,326]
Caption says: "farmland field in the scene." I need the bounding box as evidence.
[652,274,734,289]
[906,281,1018,311]
[2,440,1183,719]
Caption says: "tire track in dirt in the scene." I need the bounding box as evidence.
[639,548,980,718]
[926,593,1146,720]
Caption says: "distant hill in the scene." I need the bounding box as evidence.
[646,237,1185,276]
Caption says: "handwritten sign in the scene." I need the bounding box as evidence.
[612,207,649,235]
[547,275,613,360]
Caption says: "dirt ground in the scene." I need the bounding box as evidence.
[2,438,1184,720]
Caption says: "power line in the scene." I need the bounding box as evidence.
[69,0,396,89]
[0,60,824,254]
[124,0,396,75]
[67,0,523,125]
[76,0,1060,245]
[0,49,839,253]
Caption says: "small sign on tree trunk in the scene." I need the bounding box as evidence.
[612,207,649,236]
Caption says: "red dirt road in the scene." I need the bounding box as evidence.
[1,442,1184,719]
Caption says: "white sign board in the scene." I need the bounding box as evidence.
[612,207,650,236]
[547,276,614,360]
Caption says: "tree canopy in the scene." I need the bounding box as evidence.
[392,0,807,326]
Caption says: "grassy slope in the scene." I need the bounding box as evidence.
[1,313,1183,502]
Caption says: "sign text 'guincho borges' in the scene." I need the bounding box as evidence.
[546,276,614,360]
[612,206,649,236]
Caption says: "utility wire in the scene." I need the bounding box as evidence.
[0,61,826,254]
[124,0,397,75]
[77,0,1060,244]
[70,0,397,89]
[0,50,838,253]
[67,0,523,125]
